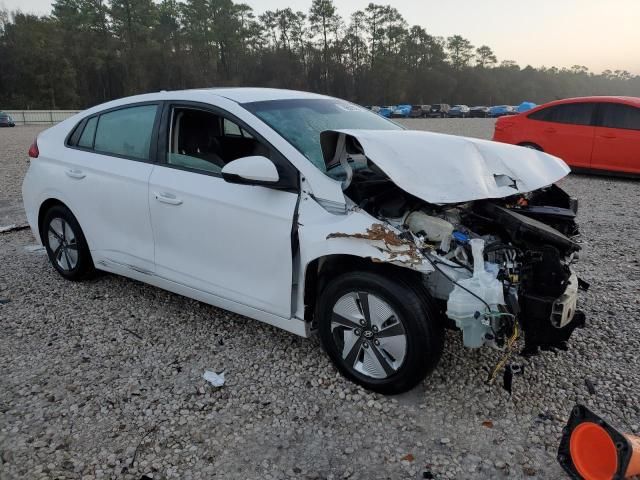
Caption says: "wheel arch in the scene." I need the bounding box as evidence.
[37,198,70,243]
[302,253,429,326]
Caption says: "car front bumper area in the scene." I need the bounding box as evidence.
[519,271,587,355]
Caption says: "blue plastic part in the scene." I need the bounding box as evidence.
[452,231,470,244]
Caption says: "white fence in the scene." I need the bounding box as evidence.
[4,110,81,125]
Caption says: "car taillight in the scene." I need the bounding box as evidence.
[28,139,39,158]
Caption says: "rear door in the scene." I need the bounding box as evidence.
[526,103,596,168]
[591,102,640,174]
[63,103,160,273]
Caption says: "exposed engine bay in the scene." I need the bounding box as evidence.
[322,131,587,358]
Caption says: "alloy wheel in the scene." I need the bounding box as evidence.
[47,217,79,271]
[330,291,407,379]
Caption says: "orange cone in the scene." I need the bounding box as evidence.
[558,404,640,479]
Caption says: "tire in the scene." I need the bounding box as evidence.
[42,205,95,281]
[317,271,444,394]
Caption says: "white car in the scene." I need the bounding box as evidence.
[22,88,586,393]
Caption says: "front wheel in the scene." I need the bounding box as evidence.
[317,271,444,394]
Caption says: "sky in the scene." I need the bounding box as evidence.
[4,0,640,75]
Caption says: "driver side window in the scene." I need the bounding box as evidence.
[167,107,269,175]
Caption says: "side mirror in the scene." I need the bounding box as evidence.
[221,155,280,186]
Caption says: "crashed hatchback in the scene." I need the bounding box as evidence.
[22,88,586,394]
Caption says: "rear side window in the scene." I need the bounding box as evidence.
[528,103,595,126]
[94,105,158,160]
[77,116,97,148]
[528,107,552,121]
[599,103,640,130]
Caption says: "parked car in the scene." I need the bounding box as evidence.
[0,112,16,127]
[516,101,536,113]
[489,105,516,117]
[22,88,587,394]
[377,106,394,118]
[493,96,640,175]
[447,105,470,118]
[409,105,430,118]
[427,103,450,118]
[390,104,412,118]
[469,106,490,118]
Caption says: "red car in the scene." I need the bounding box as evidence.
[493,96,640,175]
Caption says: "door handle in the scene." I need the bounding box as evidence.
[65,169,86,179]
[544,128,556,134]
[599,133,616,139]
[154,192,183,205]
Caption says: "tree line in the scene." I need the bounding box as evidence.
[0,0,639,110]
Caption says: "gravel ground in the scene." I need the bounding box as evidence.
[0,126,34,227]
[1,123,639,480]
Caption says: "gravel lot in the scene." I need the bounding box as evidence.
[1,123,639,480]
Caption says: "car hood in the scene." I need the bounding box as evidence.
[326,129,570,204]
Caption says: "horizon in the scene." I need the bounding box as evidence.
[4,0,640,76]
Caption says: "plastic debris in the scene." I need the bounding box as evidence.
[203,370,225,387]
[24,245,46,253]
[585,378,596,395]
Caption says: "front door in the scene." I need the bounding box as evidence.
[148,103,299,318]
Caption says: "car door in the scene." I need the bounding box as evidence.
[526,103,596,168]
[591,102,640,174]
[62,103,160,273]
[148,102,299,318]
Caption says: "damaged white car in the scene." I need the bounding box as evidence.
[22,88,586,394]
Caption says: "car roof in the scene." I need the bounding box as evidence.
[162,87,330,104]
[75,88,338,118]
[201,87,330,103]
[535,96,640,108]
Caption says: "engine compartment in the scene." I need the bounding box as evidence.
[342,161,586,355]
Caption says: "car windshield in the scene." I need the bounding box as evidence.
[243,98,402,171]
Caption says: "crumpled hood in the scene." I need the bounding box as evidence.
[328,129,570,204]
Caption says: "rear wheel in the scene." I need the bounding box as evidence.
[317,271,443,394]
[42,205,95,281]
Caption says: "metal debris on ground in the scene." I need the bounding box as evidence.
[0,224,29,234]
